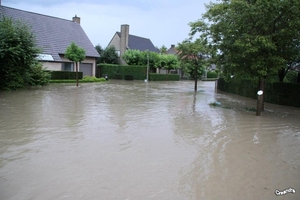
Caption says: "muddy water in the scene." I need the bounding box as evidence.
[0,80,299,200]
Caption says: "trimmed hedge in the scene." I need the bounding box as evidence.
[149,73,180,81]
[217,78,300,107]
[50,71,83,80]
[124,74,134,80]
[50,77,106,83]
[207,71,218,78]
[115,73,123,80]
[97,64,180,81]
[97,64,119,79]
[97,64,146,80]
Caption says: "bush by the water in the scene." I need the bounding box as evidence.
[0,17,50,90]
[50,76,106,83]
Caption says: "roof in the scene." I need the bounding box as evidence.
[1,6,99,61]
[166,46,178,55]
[116,32,159,53]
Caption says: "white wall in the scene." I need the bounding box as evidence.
[42,62,61,71]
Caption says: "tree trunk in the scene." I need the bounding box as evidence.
[76,62,79,87]
[297,72,300,83]
[278,68,285,82]
[194,66,198,91]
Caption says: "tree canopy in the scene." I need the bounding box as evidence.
[95,45,119,64]
[122,49,179,71]
[177,37,212,90]
[65,42,86,63]
[159,45,168,54]
[0,17,50,90]
[190,0,300,82]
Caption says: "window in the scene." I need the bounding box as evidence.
[62,62,74,71]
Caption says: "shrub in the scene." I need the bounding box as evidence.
[50,77,106,83]
[207,71,218,78]
[28,62,51,86]
[0,17,40,90]
[82,76,99,81]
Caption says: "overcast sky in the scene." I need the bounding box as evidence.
[2,0,214,49]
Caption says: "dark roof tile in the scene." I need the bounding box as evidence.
[1,6,99,61]
[116,32,159,53]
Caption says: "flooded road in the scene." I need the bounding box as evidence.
[0,80,300,200]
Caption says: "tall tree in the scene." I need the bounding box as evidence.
[95,45,103,64]
[65,42,86,87]
[0,17,42,90]
[190,0,300,110]
[95,45,119,64]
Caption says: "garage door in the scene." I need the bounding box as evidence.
[80,63,93,76]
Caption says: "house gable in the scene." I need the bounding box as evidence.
[108,32,121,51]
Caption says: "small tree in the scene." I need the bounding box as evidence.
[95,45,118,64]
[64,42,86,87]
[160,54,180,73]
[122,49,141,65]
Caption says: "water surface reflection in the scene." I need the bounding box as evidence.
[0,81,299,199]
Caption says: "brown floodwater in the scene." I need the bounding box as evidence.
[0,80,299,200]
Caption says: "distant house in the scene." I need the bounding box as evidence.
[108,24,159,65]
[166,44,178,55]
[0,4,99,76]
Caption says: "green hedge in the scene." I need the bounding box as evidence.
[115,73,123,80]
[124,74,134,80]
[50,71,83,80]
[117,65,147,80]
[97,64,180,81]
[217,78,300,107]
[207,71,218,78]
[97,64,119,79]
[50,78,106,83]
[149,73,180,81]
[97,64,146,80]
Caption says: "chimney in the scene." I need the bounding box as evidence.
[120,24,129,65]
[72,15,80,24]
